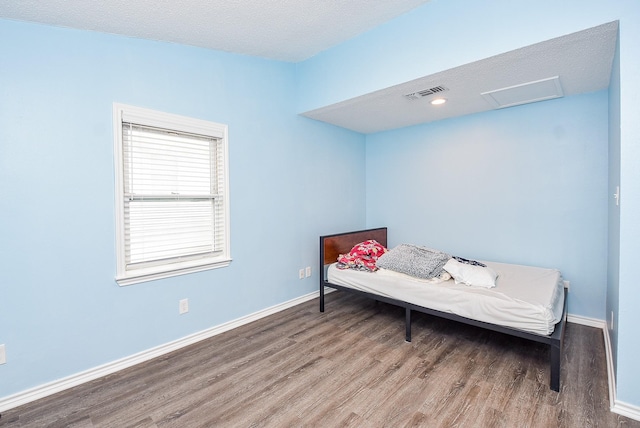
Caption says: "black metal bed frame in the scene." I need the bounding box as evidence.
[319,227,567,392]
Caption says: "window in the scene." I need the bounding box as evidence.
[113,103,230,285]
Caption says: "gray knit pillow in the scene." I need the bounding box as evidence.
[376,244,451,280]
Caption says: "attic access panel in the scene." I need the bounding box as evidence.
[481,76,564,109]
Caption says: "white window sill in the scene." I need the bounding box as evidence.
[116,258,232,286]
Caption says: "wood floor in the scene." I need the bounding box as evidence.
[1,291,638,428]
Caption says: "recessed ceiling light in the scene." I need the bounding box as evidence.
[430,98,447,105]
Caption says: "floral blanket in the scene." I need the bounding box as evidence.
[337,240,388,272]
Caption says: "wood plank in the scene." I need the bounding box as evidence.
[1,292,638,428]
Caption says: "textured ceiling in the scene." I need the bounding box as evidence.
[302,21,619,133]
[0,0,430,62]
[0,3,618,133]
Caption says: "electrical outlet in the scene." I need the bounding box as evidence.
[305,266,312,277]
[179,298,189,314]
[0,344,6,365]
[299,268,305,279]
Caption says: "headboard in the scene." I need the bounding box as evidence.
[320,227,388,265]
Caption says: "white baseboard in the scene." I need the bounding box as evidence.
[602,325,618,410]
[602,327,640,422]
[0,288,328,413]
[567,313,606,329]
[612,400,640,422]
[568,313,617,408]
[544,313,640,421]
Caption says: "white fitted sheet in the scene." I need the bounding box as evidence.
[327,260,565,335]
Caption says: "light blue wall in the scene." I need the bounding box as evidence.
[297,0,640,409]
[366,92,608,319]
[0,19,366,398]
[616,4,640,405]
[607,29,621,380]
[3,0,640,412]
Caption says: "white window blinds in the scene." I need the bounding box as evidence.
[114,104,230,285]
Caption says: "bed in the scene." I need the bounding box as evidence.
[319,227,567,391]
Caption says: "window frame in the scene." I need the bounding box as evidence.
[113,103,231,286]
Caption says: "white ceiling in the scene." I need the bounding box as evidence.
[302,21,618,133]
[0,2,618,134]
[0,0,431,62]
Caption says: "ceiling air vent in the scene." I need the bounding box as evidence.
[404,85,449,100]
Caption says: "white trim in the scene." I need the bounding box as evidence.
[579,316,640,422]
[566,313,606,329]
[112,103,231,286]
[566,313,618,409]
[603,326,617,409]
[612,400,640,422]
[0,289,329,413]
[603,326,640,422]
[116,259,232,286]
[567,313,616,406]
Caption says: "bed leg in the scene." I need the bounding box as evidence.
[405,308,412,342]
[550,342,561,392]
[319,284,325,312]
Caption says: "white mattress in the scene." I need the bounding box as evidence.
[327,261,565,335]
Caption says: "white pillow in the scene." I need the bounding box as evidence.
[443,258,498,288]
